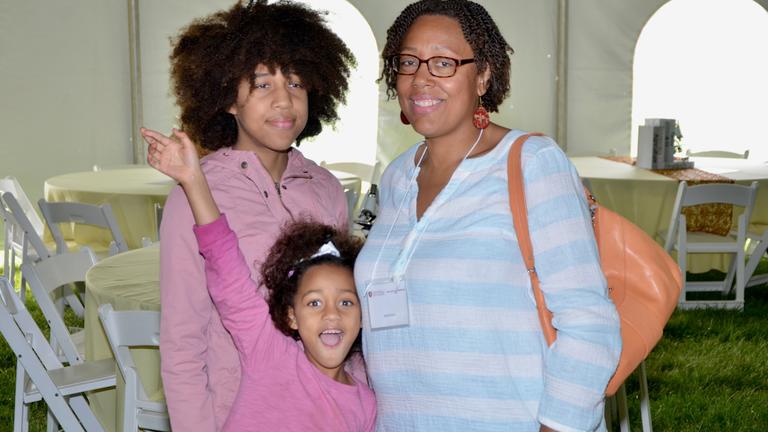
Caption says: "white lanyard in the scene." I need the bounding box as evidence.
[367,129,485,289]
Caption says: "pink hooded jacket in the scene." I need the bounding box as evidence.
[159,147,348,432]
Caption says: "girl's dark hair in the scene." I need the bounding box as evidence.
[170,0,356,151]
[262,220,363,340]
[379,0,514,112]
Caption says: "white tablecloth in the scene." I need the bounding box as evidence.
[44,167,174,249]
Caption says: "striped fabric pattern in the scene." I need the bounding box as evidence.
[354,131,621,432]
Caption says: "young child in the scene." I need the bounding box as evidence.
[146,130,376,431]
[141,1,357,430]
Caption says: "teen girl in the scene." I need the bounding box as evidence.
[141,1,357,430]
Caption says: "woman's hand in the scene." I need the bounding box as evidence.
[142,127,202,186]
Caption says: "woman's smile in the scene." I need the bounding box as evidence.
[410,95,444,115]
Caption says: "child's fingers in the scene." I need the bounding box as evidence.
[171,128,195,149]
[141,127,173,147]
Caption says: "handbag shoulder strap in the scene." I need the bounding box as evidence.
[507,132,557,346]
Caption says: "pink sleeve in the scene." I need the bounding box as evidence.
[159,187,217,432]
[194,214,273,353]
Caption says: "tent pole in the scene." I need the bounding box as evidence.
[127,0,144,164]
[556,0,568,150]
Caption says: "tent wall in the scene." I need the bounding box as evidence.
[2,0,767,205]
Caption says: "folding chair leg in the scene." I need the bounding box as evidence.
[722,256,737,295]
[638,361,653,432]
[604,395,614,430]
[70,395,106,432]
[62,284,84,318]
[746,231,768,288]
[13,364,28,432]
[617,383,630,432]
[46,409,59,432]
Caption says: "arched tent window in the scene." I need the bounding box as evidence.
[631,0,768,161]
[289,0,379,168]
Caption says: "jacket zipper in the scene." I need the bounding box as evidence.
[274,181,295,221]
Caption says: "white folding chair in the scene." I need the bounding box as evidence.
[662,181,759,310]
[321,161,382,226]
[98,304,170,431]
[0,278,115,432]
[38,199,128,259]
[22,249,97,364]
[1,191,54,298]
[686,149,749,159]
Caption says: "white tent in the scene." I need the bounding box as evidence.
[1,0,767,204]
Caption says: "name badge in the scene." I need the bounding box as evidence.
[366,278,409,329]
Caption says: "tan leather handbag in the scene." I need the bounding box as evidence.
[507,133,683,396]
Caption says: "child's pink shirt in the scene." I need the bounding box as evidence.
[194,215,376,432]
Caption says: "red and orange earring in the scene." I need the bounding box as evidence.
[400,111,410,125]
[473,97,490,129]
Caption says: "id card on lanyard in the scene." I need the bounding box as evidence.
[366,277,409,329]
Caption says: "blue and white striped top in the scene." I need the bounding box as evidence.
[354,130,621,432]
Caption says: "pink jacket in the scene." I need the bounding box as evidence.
[195,215,376,432]
[159,147,348,432]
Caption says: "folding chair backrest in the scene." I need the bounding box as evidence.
[38,199,128,255]
[22,249,96,364]
[665,181,759,252]
[687,149,749,159]
[681,182,758,208]
[98,304,159,401]
[0,279,86,431]
[1,192,52,260]
[0,177,45,236]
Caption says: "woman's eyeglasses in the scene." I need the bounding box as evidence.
[388,54,475,78]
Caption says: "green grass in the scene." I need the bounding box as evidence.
[1,263,767,431]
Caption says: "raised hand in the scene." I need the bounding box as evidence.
[142,127,221,225]
[142,127,202,186]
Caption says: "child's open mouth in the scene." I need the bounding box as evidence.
[319,329,343,347]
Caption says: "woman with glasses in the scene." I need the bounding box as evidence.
[354,1,621,431]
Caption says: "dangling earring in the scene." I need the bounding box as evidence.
[473,97,490,129]
[400,111,410,125]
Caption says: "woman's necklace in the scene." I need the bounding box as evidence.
[420,128,485,170]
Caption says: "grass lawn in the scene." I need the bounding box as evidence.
[1,266,767,431]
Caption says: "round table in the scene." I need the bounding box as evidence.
[84,245,161,432]
[570,156,768,273]
[45,167,174,249]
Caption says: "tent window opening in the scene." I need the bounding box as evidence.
[631,0,768,161]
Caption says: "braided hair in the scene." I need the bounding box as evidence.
[261,220,363,340]
[379,0,514,112]
[170,0,356,151]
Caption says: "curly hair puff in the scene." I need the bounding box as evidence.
[261,220,363,340]
[170,0,356,151]
[379,0,514,112]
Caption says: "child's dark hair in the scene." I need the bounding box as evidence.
[262,220,362,340]
[379,0,514,112]
[170,0,356,151]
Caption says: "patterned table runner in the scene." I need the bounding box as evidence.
[600,156,734,235]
